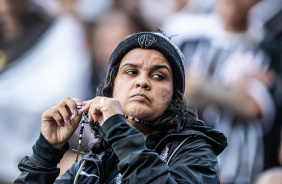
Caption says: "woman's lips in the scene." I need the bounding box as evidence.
[131,93,150,101]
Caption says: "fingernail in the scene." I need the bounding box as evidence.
[71,114,75,120]
[67,120,71,126]
[80,106,85,111]
[73,109,77,115]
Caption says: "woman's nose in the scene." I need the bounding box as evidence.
[135,75,151,90]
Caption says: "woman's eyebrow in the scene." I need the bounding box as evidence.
[120,63,171,73]
[120,63,140,69]
[151,65,171,73]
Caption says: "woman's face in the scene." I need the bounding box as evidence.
[113,48,174,121]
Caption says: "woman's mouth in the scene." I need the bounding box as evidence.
[131,93,150,101]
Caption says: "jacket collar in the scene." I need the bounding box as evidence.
[154,119,227,156]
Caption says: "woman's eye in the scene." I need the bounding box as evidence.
[152,74,164,79]
[126,70,137,75]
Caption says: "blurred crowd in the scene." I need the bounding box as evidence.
[0,0,281,184]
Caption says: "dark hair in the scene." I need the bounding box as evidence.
[89,62,197,154]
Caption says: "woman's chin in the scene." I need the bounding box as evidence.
[125,107,153,121]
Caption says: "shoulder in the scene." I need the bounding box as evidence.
[163,136,220,183]
[156,119,227,157]
[168,135,218,163]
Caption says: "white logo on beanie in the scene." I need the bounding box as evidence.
[138,35,157,49]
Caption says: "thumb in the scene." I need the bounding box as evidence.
[70,112,83,130]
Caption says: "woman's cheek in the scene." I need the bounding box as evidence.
[155,88,173,111]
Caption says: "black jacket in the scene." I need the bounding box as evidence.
[14,114,227,184]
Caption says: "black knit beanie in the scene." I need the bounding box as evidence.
[106,31,185,96]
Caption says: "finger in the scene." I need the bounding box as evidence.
[73,98,83,107]
[80,97,104,113]
[70,98,84,126]
[91,97,105,121]
[72,98,84,116]
[80,99,93,113]
[65,98,78,115]
[88,103,97,122]
[59,97,75,113]
[82,100,91,106]
[56,104,72,126]
[44,109,64,127]
[87,102,94,122]
[88,99,105,123]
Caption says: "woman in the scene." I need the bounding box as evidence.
[14,31,227,184]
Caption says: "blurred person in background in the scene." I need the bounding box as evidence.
[0,0,91,183]
[161,0,217,45]
[280,128,282,166]
[254,167,282,184]
[174,0,276,183]
[260,5,282,171]
[88,3,149,96]
[140,0,211,32]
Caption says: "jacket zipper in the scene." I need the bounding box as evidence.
[73,159,102,184]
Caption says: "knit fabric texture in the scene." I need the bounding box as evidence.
[106,31,185,96]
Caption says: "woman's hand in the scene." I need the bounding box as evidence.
[80,96,123,126]
[41,97,83,149]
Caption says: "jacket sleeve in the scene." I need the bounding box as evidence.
[13,133,78,184]
[99,114,220,184]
